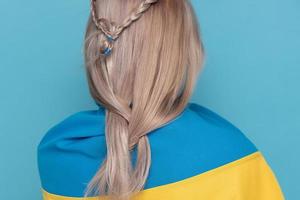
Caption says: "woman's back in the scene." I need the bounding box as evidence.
[37,0,284,199]
[38,102,284,199]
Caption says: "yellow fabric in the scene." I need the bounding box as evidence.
[42,152,284,200]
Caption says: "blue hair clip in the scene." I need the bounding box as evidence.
[106,34,115,42]
[100,34,116,56]
[103,46,112,56]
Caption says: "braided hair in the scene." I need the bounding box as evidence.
[90,0,158,56]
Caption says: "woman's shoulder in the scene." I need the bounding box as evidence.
[37,107,106,197]
[186,102,257,151]
[37,107,105,148]
[153,102,258,156]
[141,102,259,189]
[183,102,258,158]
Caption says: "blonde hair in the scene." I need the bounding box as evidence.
[83,0,204,199]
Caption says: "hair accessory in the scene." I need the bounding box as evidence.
[101,34,116,56]
[102,43,112,56]
[98,36,114,56]
[106,34,115,42]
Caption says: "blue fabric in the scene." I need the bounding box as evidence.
[37,102,258,197]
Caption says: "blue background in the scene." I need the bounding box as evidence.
[0,0,298,199]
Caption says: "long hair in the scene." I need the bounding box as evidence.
[83,0,204,199]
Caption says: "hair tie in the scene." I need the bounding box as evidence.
[99,35,115,56]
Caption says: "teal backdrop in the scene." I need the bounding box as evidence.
[0,0,299,199]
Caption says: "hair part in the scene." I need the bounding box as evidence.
[83,0,204,199]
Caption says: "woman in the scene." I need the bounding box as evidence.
[37,0,285,199]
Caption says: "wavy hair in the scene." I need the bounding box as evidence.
[83,0,204,199]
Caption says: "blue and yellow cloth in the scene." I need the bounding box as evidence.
[37,102,285,199]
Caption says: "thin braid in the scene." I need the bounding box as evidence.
[90,0,159,40]
[91,0,117,39]
[114,0,159,37]
[90,0,99,29]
